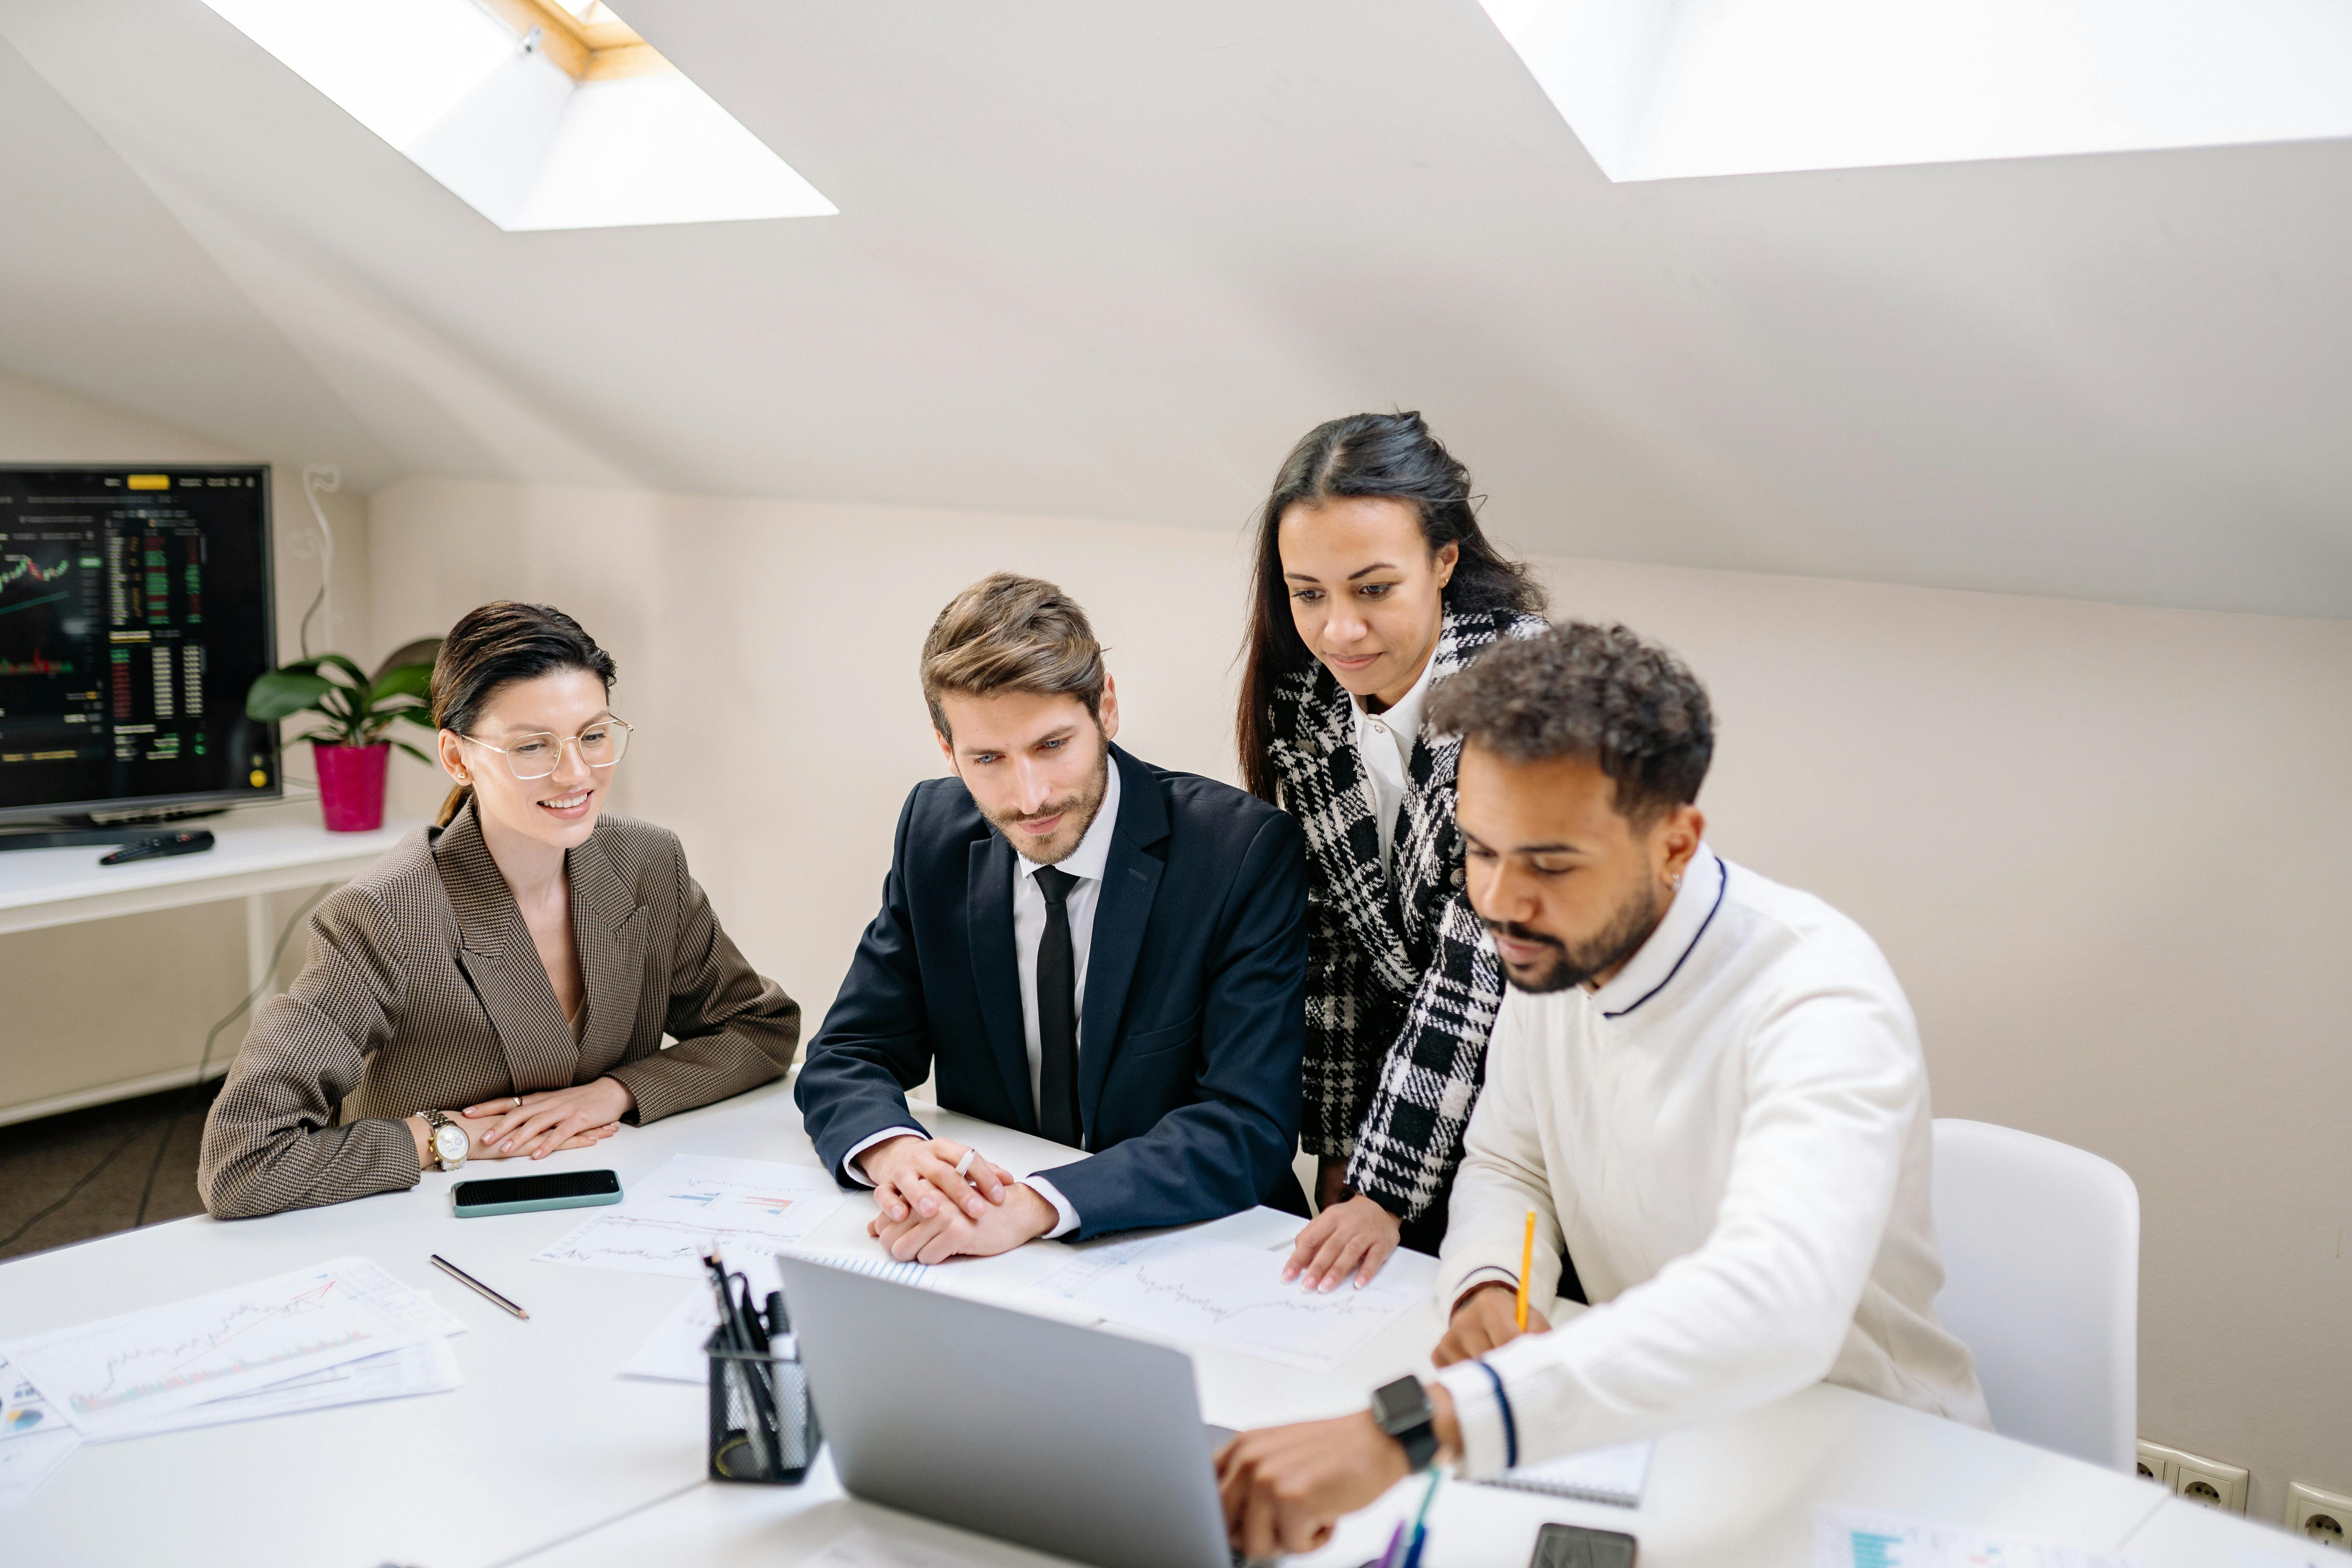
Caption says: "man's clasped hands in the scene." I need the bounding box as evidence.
[858,1133,1054,1260]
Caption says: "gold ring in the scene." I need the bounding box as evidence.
[512,1096,522,1108]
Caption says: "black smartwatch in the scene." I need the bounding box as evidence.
[1371,1374,1441,1471]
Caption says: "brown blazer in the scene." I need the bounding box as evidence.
[198,802,800,1219]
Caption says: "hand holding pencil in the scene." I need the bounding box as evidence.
[1429,1207,1555,1368]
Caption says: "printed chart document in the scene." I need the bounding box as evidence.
[1478,1439,1653,1506]
[99,1336,463,1441]
[0,1356,79,1512]
[536,1155,846,1279]
[1032,1232,1435,1372]
[1813,1507,2141,1568]
[0,1258,441,1440]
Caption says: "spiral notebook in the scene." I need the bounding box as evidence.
[1476,1439,1653,1506]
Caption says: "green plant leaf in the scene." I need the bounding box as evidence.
[314,652,369,688]
[391,739,436,766]
[247,669,336,722]
[367,663,434,707]
[372,638,441,685]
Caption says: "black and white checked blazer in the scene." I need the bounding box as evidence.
[198,800,800,1220]
[1265,606,1548,1221]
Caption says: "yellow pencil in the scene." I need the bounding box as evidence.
[1515,1209,1535,1332]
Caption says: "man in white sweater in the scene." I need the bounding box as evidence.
[1218,621,1987,1557]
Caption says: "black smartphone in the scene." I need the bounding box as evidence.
[450,1168,623,1217]
[1529,1522,1638,1568]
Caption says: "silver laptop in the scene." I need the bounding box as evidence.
[775,1254,1241,1568]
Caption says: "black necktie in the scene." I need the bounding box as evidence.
[1033,865,1082,1148]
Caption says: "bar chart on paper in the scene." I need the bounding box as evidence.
[1032,1234,1434,1372]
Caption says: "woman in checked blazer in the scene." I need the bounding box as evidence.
[199,602,799,1220]
[1236,412,1551,1290]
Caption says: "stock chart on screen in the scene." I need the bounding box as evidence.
[0,466,279,819]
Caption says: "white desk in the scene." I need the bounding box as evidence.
[0,801,419,1121]
[0,1076,2175,1568]
[2117,1496,2334,1567]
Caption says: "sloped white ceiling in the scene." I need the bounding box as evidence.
[0,0,2346,617]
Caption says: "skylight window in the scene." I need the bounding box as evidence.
[197,0,836,230]
[1479,0,2352,183]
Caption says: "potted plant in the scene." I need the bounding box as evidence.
[245,640,440,832]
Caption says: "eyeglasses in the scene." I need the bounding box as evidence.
[461,717,633,780]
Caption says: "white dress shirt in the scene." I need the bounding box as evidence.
[1353,655,1432,875]
[845,765,1123,1240]
[1433,846,1991,1477]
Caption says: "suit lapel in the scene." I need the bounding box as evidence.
[966,832,1038,1132]
[436,802,583,1094]
[1076,747,1167,1143]
[568,828,648,1079]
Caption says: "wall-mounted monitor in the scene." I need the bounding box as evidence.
[0,464,280,825]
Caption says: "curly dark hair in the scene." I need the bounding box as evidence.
[1428,621,1713,824]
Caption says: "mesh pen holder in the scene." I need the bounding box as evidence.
[705,1333,819,1485]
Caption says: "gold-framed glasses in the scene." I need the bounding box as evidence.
[462,717,633,780]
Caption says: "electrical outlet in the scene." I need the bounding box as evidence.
[2174,1454,2250,1514]
[2286,1482,2352,1551]
[2138,1441,2247,1512]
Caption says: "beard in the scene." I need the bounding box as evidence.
[983,741,1110,867]
[1486,879,1670,995]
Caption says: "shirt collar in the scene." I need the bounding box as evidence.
[1354,646,1437,740]
[1587,844,1727,1019]
[1015,759,1122,884]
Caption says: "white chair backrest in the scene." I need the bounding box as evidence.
[1931,1118,2140,1472]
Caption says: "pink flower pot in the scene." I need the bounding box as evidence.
[314,742,390,832]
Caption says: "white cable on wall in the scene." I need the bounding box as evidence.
[298,464,339,659]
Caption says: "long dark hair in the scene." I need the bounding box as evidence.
[430,601,617,828]
[1235,412,1545,800]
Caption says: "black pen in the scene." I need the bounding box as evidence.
[430,1254,530,1319]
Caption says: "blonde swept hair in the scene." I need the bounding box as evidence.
[920,573,1107,740]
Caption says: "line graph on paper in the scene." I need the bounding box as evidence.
[1033,1236,1435,1372]
[0,1265,426,1439]
[533,1156,846,1279]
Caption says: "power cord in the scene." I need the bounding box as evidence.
[297,464,339,659]
[0,884,334,1252]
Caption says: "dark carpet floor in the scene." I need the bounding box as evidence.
[0,1077,225,1263]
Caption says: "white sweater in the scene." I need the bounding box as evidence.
[1432,847,1989,1476]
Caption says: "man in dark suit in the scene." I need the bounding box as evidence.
[795,573,1308,1259]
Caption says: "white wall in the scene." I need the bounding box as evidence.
[368,472,2348,1519]
[0,366,373,1118]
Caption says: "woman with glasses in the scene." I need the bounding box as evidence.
[200,601,799,1219]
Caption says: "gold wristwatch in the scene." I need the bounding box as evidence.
[419,1108,468,1172]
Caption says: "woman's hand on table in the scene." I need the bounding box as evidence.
[1283,1191,1403,1291]
[406,1109,617,1170]
[459,1078,635,1159]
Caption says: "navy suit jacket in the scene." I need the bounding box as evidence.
[794,745,1308,1238]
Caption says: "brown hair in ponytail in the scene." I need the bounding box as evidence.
[429,602,617,828]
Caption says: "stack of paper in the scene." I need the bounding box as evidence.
[535,1154,847,1279]
[0,1257,465,1508]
